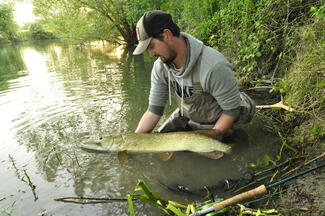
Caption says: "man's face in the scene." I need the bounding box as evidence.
[147,36,176,64]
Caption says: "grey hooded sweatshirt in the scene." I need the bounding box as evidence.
[148,33,241,119]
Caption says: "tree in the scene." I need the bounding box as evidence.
[32,0,166,45]
[0,2,18,43]
[29,22,55,40]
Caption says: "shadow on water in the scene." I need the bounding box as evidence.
[0,41,281,215]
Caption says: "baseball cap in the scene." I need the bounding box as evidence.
[133,10,174,55]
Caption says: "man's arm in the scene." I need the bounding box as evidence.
[135,110,161,133]
[196,113,236,139]
[212,113,236,136]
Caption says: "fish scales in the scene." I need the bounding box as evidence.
[81,131,232,154]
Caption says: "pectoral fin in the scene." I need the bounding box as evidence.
[198,151,224,160]
[157,152,173,161]
[118,149,128,164]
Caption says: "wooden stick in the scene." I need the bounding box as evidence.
[212,185,267,212]
[190,185,267,216]
[256,96,294,112]
[248,86,272,91]
[54,196,130,202]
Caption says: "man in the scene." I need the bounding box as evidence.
[133,10,255,139]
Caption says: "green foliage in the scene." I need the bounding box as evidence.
[128,179,228,215]
[165,0,324,147]
[169,0,321,86]
[33,0,165,44]
[277,132,298,160]
[310,4,325,20]
[0,2,18,43]
[127,180,171,215]
[126,0,166,24]
[238,204,281,216]
[277,11,325,145]
[29,22,55,40]
[250,132,298,168]
[249,154,276,168]
[161,0,222,44]
[166,0,323,147]
[32,0,95,43]
[196,200,229,215]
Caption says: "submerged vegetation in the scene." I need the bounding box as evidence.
[127,180,229,216]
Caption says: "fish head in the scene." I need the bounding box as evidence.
[81,134,122,153]
[102,134,123,149]
[80,139,106,152]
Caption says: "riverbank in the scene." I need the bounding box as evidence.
[202,1,324,214]
[260,140,325,216]
[260,17,324,216]
[174,0,324,152]
[244,17,325,214]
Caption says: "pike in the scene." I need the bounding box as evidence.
[81,130,232,158]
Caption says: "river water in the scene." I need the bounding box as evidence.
[0,41,280,215]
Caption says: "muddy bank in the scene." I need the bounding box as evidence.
[278,170,325,215]
[262,139,325,216]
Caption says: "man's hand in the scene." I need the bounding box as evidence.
[195,129,223,141]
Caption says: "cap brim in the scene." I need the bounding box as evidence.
[133,37,152,55]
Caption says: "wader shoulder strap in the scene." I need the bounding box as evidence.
[192,49,203,94]
[162,48,204,94]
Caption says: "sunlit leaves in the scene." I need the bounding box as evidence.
[0,2,18,42]
[32,0,165,44]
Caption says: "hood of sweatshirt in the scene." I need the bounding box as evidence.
[162,33,204,115]
[166,32,204,79]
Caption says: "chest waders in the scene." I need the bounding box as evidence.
[158,51,255,133]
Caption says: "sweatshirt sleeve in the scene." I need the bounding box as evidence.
[148,60,169,115]
[204,59,241,111]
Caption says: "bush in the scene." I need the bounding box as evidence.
[279,17,325,145]
[29,22,56,40]
[171,0,322,86]
[0,2,18,43]
[166,0,324,147]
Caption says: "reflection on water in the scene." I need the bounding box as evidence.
[0,41,280,215]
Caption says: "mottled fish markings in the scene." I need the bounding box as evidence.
[81,130,232,155]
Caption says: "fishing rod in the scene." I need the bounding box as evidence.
[190,161,325,216]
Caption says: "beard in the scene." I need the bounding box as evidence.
[160,42,177,64]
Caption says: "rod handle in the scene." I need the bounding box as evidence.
[213,185,267,212]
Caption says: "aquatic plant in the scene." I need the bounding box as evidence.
[127,180,228,215]
[238,204,281,216]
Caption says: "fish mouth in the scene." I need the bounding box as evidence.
[80,145,111,154]
[80,141,109,154]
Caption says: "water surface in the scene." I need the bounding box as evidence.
[0,41,280,215]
